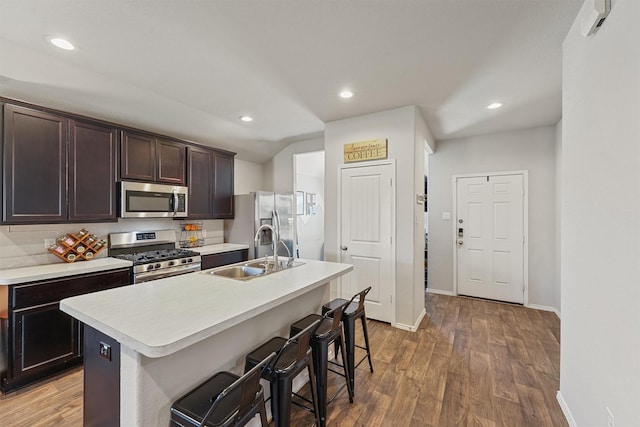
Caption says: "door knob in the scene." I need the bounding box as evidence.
[341,245,348,251]
[457,240,463,246]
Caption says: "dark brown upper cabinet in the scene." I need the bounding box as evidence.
[187,146,214,219]
[68,120,118,222]
[2,104,118,225]
[3,105,68,224]
[187,146,234,219]
[120,131,185,185]
[213,152,234,218]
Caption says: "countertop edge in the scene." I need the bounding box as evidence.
[0,258,134,285]
[61,261,353,358]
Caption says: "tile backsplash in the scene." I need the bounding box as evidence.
[0,219,224,270]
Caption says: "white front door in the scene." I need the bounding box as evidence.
[456,174,525,304]
[340,162,395,323]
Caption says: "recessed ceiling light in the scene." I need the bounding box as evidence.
[49,37,76,51]
[487,102,503,110]
[339,90,354,99]
[239,115,253,122]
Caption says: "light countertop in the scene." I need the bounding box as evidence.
[60,259,352,358]
[0,258,133,285]
[195,243,249,256]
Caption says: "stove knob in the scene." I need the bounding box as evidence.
[168,261,175,267]
[155,263,161,269]
[181,259,187,264]
[147,265,154,271]
[188,258,193,263]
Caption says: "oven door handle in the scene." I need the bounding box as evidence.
[135,263,201,283]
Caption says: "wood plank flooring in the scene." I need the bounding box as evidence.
[0,293,566,426]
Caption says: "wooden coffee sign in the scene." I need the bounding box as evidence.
[343,139,388,163]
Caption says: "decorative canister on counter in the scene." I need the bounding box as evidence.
[47,228,107,263]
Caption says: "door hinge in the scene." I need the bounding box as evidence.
[390,294,393,303]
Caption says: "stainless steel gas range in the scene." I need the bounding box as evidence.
[109,230,201,283]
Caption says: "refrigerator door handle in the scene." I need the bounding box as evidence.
[273,210,281,239]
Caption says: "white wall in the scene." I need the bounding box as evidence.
[295,152,325,260]
[263,136,324,193]
[428,126,557,310]
[233,159,264,194]
[554,120,562,314]
[559,1,640,425]
[325,106,428,328]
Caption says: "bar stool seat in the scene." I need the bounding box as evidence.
[289,305,354,427]
[322,287,374,394]
[170,352,274,427]
[244,320,320,427]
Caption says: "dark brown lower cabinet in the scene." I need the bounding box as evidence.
[201,249,248,270]
[12,302,80,378]
[0,268,131,393]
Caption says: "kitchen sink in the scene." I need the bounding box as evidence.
[204,259,305,281]
[207,265,266,280]
[244,259,305,271]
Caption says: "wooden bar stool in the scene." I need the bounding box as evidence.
[322,287,374,394]
[244,320,321,427]
[170,352,275,427]
[289,304,354,427]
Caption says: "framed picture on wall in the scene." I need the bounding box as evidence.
[296,191,305,215]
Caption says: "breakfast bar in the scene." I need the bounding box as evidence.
[60,259,352,426]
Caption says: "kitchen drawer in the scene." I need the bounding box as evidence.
[11,268,130,310]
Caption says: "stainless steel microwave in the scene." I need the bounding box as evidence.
[119,181,188,218]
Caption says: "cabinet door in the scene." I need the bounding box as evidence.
[120,131,156,181]
[212,152,234,218]
[69,120,118,222]
[157,139,186,184]
[2,104,67,223]
[187,147,213,219]
[11,303,80,379]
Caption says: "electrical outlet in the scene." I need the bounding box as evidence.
[99,341,111,361]
[606,406,614,427]
[44,239,56,249]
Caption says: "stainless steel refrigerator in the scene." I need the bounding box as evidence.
[224,192,295,260]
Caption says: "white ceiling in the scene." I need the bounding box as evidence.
[0,0,582,163]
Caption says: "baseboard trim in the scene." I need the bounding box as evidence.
[393,308,426,332]
[556,391,577,427]
[527,304,561,319]
[425,288,455,296]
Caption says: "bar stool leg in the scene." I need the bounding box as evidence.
[307,359,321,427]
[274,376,293,427]
[344,316,356,393]
[259,401,269,427]
[314,341,329,427]
[360,314,374,373]
[338,332,354,402]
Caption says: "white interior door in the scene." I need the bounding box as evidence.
[456,174,525,304]
[340,163,394,323]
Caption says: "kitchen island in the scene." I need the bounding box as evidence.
[60,259,352,426]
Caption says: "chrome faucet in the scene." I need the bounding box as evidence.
[254,224,278,271]
[276,239,295,268]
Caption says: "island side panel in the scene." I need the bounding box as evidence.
[120,284,329,426]
[84,325,121,426]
